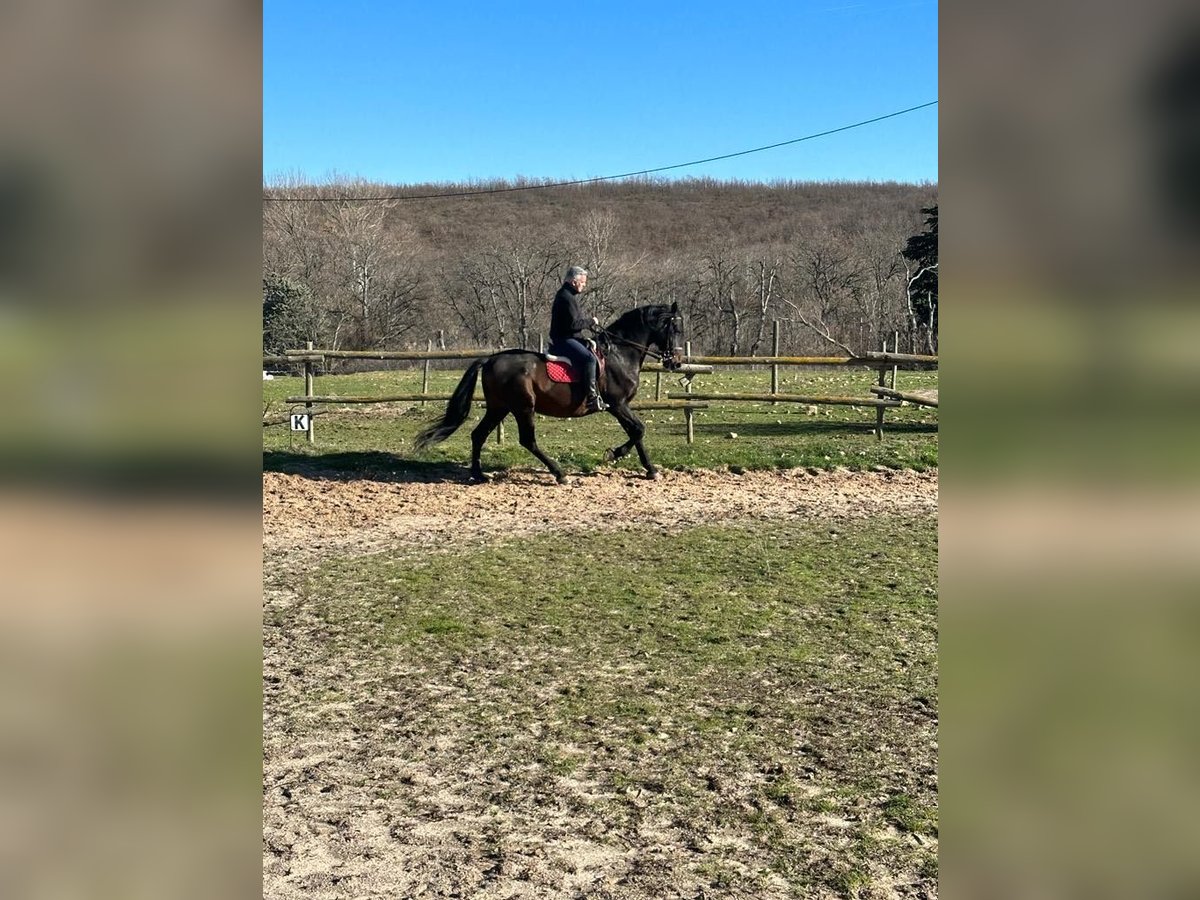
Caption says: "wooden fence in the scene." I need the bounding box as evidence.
[264,335,936,444]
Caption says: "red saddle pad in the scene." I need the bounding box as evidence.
[545,359,578,383]
[545,352,605,384]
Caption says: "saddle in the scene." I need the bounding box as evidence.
[542,344,605,384]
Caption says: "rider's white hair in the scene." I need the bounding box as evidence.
[565,265,588,282]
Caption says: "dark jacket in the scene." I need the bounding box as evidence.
[549,282,591,341]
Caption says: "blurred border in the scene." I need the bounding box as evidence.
[944,0,1200,895]
[1,2,262,897]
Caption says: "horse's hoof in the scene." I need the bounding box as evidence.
[468,471,490,484]
[645,469,659,481]
[554,474,569,486]
[603,448,617,463]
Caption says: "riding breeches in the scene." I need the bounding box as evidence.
[549,338,598,388]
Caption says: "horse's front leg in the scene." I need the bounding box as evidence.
[602,403,637,462]
[605,405,657,479]
[603,432,637,463]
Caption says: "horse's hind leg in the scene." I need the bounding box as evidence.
[513,408,566,484]
[468,407,507,482]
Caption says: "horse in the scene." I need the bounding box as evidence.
[414,302,683,484]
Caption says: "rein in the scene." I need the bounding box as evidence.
[592,326,657,357]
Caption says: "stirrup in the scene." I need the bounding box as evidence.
[587,391,607,412]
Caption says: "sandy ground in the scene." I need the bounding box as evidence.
[263,466,938,562]
[264,467,938,899]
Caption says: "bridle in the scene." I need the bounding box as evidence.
[592,308,684,370]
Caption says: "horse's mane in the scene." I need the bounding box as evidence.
[606,304,669,335]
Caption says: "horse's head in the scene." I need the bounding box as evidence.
[646,302,684,370]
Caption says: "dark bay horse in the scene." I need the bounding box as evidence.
[415,303,683,484]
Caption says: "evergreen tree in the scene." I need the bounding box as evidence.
[901,205,938,343]
[262,273,313,353]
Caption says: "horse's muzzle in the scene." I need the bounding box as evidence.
[661,348,684,371]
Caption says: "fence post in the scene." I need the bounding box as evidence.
[771,319,780,400]
[304,340,315,444]
[538,333,544,354]
[874,338,887,441]
[497,418,504,445]
[422,339,432,405]
[892,330,899,389]
[655,371,662,401]
[438,329,446,350]
[684,340,695,444]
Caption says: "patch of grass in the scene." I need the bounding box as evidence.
[763,774,804,808]
[832,866,871,898]
[263,366,937,475]
[538,750,581,777]
[883,791,936,835]
[919,852,939,879]
[696,860,745,890]
[809,796,838,814]
[418,615,466,635]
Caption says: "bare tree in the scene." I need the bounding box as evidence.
[446,258,507,345]
[501,237,565,349]
[454,232,566,348]
[746,253,782,356]
[263,179,332,289]
[903,260,939,353]
[572,209,647,322]
[625,255,694,338]
[778,238,864,355]
[439,263,489,345]
[850,234,905,351]
[694,251,745,355]
[263,178,347,349]
[328,200,387,346]
[325,200,425,349]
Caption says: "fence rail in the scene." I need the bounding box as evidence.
[269,349,937,369]
[682,352,937,369]
[264,338,936,445]
[263,354,323,364]
[284,395,706,410]
[282,348,495,361]
[667,391,901,408]
[869,385,938,407]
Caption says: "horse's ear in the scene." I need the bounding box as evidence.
[670,301,679,313]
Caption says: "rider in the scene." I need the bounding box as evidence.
[548,265,606,412]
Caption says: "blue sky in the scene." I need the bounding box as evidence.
[264,0,937,186]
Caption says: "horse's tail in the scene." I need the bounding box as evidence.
[414,358,486,451]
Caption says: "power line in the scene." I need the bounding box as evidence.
[263,100,937,203]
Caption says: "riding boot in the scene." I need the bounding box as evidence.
[586,381,607,412]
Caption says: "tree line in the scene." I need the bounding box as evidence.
[263,177,938,360]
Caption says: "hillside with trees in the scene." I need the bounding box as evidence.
[263,178,938,358]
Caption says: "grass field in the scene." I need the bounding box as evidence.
[262,364,937,476]
[264,515,938,898]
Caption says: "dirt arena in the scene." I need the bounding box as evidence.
[264,467,938,899]
[264,466,938,561]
